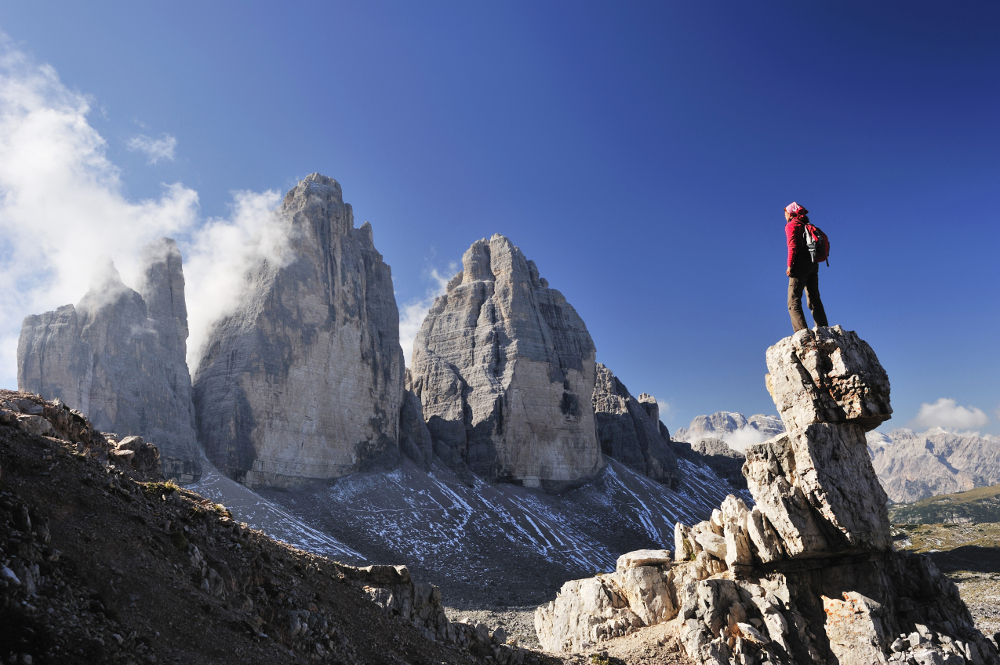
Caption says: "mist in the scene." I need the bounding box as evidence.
[0,37,287,386]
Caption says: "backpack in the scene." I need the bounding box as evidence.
[803,223,830,265]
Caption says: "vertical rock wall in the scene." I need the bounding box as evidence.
[408,234,602,489]
[17,239,202,481]
[592,363,679,486]
[192,174,405,488]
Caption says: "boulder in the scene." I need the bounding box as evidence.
[764,326,891,432]
[592,364,679,486]
[17,239,201,481]
[534,566,677,652]
[193,175,405,488]
[114,436,163,480]
[616,549,673,571]
[408,234,602,490]
[744,426,891,556]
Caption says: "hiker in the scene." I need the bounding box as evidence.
[784,202,829,332]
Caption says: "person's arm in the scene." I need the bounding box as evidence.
[785,222,797,276]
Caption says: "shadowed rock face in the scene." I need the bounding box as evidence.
[592,363,679,487]
[192,174,405,488]
[17,239,202,481]
[408,234,602,490]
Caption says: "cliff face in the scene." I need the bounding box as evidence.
[17,239,202,481]
[192,174,405,488]
[408,234,602,490]
[592,363,679,486]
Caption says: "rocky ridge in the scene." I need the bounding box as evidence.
[408,234,603,490]
[592,363,679,487]
[193,174,405,488]
[17,239,201,482]
[0,389,570,665]
[535,326,1000,664]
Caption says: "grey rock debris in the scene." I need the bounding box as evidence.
[17,239,201,481]
[193,174,405,488]
[408,234,602,490]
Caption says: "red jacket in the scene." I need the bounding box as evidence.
[785,220,811,273]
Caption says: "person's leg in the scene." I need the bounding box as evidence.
[787,275,808,332]
[803,268,829,328]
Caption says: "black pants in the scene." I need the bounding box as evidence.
[788,266,828,332]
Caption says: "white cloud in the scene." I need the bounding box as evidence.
[720,427,768,453]
[181,190,288,370]
[914,398,989,431]
[398,265,457,367]
[655,398,671,419]
[0,36,285,387]
[127,133,177,164]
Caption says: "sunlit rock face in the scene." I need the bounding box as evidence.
[17,238,202,482]
[193,174,405,488]
[536,328,1000,664]
[748,325,893,556]
[408,234,602,490]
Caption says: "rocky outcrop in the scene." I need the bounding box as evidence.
[343,563,526,663]
[0,389,163,480]
[193,175,405,488]
[592,364,679,486]
[17,239,201,481]
[535,551,677,652]
[408,234,602,490]
[535,327,1000,664]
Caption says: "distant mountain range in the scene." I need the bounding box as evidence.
[888,483,1000,524]
[868,428,1000,503]
[676,411,1000,505]
[673,411,784,452]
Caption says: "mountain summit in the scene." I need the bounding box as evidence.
[193,174,405,488]
[409,234,603,490]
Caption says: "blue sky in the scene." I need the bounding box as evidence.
[0,1,997,436]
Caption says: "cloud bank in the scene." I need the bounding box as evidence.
[0,36,284,386]
[398,265,456,367]
[127,133,177,164]
[720,427,768,453]
[914,398,989,431]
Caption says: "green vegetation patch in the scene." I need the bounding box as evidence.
[589,653,626,665]
[889,484,1000,525]
[140,479,180,499]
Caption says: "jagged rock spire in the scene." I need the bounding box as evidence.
[193,174,405,487]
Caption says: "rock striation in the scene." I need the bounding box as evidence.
[17,239,201,481]
[535,326,1000,664]
[193,174,405,488]
[592,363,679,486]
[408,234,602,490]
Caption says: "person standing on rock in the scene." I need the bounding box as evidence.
[784,202,829,332]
